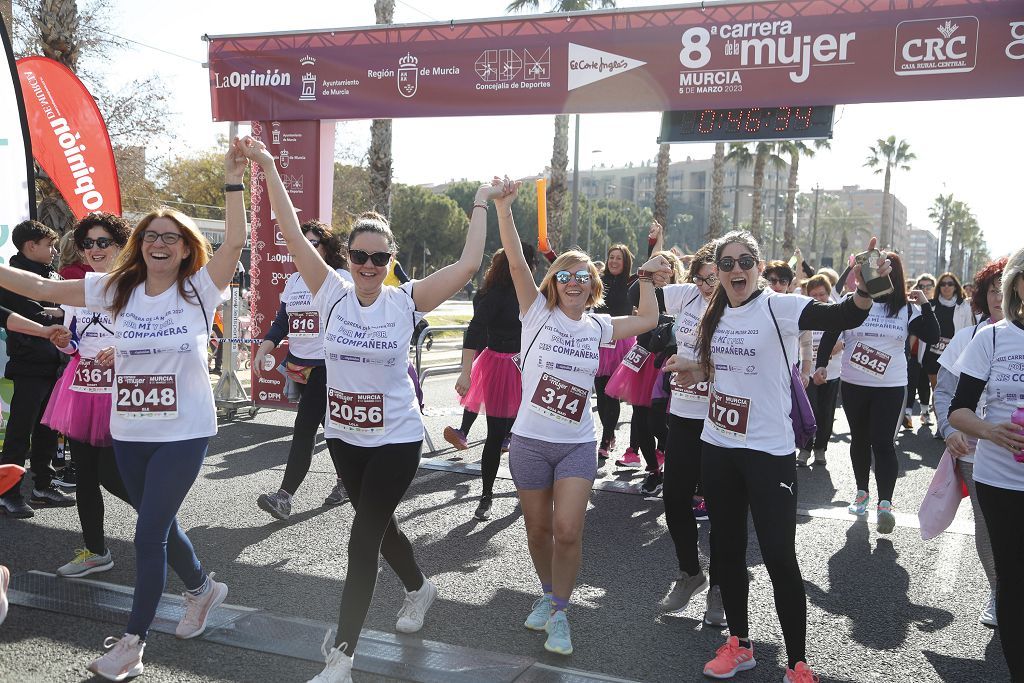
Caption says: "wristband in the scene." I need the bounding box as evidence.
[473,203,487,210]
[638,270,653,282]
[224,183,245,192]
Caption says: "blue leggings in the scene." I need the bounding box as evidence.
[114,437,209,638]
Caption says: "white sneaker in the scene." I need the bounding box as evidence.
[920,410,932,426]
[396,576,437,633]
[979,591,997,628]
[57,549,114,577]
[86,634,144,682]
[175,573,228,639]
[0,565,9,626]
[308,631,353,683]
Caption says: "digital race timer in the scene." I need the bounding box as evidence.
[658,106,834,144]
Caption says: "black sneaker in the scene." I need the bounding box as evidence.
[474,496,492,521]
[53,463,77,490]
[30,483,76,507]
[0,495,34,518]
[640,471,663,498]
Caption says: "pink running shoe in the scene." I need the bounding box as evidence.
[656,449,665,470]
[615,448,642,468]
[87,634,144,681]
[176,574,228,639]
[443,427,469,451]
[783,661,820,683]
[703,636,756,679]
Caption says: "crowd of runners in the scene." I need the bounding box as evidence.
[0,135,1021,683]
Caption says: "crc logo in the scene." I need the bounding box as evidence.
[1009,22,1024,60]
[894,16,978,76]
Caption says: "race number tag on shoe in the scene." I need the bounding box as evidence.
[328,389,385,434]
[288,311,321,338]
[928,337,950,355]
[528,373,589,424]
[115,374,178,419]
[71,358,114,394]
[850,342,891,377]
[672,375,710,403]
[621,345,651,372]
[709,389,750,442]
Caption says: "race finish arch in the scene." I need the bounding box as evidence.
[205,0,1023,410]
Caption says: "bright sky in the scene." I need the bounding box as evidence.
[99,0,1022,257]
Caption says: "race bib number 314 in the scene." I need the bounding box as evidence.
[528,373,589,424]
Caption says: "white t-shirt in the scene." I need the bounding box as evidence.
[85,267,228,442]
[838,301,919,388]
[938,321,991,465]
[313,273,424,447]
[662,283,711,420]
[811,329,843,380]
[63,273,115,359]
[280,269,352,360]
[700,291,811,456]
[955,320,1024,492]
[512,294,613,444]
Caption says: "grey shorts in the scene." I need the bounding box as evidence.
[508,434,598,490]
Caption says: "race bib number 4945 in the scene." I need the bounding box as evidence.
[529,373,589,424]
[115,374,178,419]
[328,389,385,434]
[708,389,750,442]
[850,342,891,377]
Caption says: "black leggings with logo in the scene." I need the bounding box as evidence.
[665,415,715,581]
[976,482,1024,681]
[841,382,905,502]
[279,366,343,496]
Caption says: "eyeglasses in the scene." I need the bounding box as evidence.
[555,270,591,285]
[939,281,957,288]
[919,282,935,289]
[694,274,719,286]
[81,237,115,249]
[142,231,182,245]
[307,239,321,248]
[767,277,791,286]
[349,249,392,267]
[716,255,756,272]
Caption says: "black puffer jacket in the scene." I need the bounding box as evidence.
[1,253,66,379]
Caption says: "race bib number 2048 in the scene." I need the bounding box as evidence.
[115,374,178,419]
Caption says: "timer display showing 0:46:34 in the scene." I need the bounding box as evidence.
[659,105,834,143]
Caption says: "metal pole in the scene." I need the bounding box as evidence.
[570,114,581,249]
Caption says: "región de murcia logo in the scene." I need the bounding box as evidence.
[398,53,418,98]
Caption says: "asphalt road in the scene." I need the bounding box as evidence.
[0,355,1011,683]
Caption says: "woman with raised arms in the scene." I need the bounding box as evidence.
[495,177,671,657]
[665,230,886,682]
[245,138,494,683]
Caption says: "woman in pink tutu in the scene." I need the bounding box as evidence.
[42,213,132,578]
[455,243,536,521]
[594,243,635,462]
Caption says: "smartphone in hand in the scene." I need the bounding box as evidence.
[854,249,894,298]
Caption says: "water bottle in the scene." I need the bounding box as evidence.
[1013,402,1024,463]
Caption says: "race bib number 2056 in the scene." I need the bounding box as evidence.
[328,389,385,434]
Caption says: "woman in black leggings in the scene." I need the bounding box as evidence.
[666,230,883,682]
[455,244,536,520]
[253,141,493,683]
[594,244,634,461]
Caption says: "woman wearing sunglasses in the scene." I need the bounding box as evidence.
[918,272,973,426]
[594,243,635,463]
[494,179,671,657]
[665,230,885,682]
[0,138,248,679]
[254,220,352,521]
[38,213,134,581]
[247,140,493,683]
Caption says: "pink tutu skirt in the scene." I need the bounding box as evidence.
[460,349,522,418]
[41,355,113,447]
[605,344,660,407]
[597,336,635,377]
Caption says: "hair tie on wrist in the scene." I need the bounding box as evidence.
[224,183,244,192]
[473,203,487,210]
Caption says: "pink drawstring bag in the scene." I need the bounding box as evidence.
[919,449,968,540]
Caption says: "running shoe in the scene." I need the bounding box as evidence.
[0,565,9,626]
[660,570,709,615]
[544,610,573,655]
[812,449,826,467]
[979,591,997,628]
[847,490,870,516]
[396,577,437,633]
[920,410,932,426]
[53,463,77,490]
[876,500,896,534]
[501,436,511,453]
[323,479,348,507]
[30,483,75,507]
[258,490,292,520]
[307,631,353,683]
[796,449,811,467]
[58,549,113,578]
[703,585,728,627]
[176,574,228,639]
[474,496,492,521]
[656,449,665,470]
[87,634,145,682]
[443,426,469,450]
[692,498,709,522]
[598,437,615,461]
[524,595,553,630]
[902,413,913,430]
[783,661,820,683]
[615,448,642,468]
[703,636,756,679]
[641,471,663,498]
[0,494,34,518]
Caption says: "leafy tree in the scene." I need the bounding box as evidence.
[725,143,753,230]
[331,164,371,230]
[780,139,829,252]
[368,0,395,217]
[708,142,725,239]
[653,143,670,228]
[864,136,915,249]
[390,184,469,278]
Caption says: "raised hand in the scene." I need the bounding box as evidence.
[235,135,274,169]
[639,254,673,287]
[852,236,893,292]
[648,220,663,241]
[225,136,249,182]
[908,289,929,305]
[488,175,521,210]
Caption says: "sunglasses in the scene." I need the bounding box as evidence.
[767,277,791,286]
[142,231,182,245]
[939,281,956,287]
[555,270,591,285]
[694,274,719,286]
[349,249,392,267]
[716,255,756,272]
[81,237,116,249]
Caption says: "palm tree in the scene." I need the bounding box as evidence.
[750,142,786,245]
[368,0,395,217]
[508,0,616,249]
[34,0,80,69]
[780,139,829,253]
[725,143,753,230]
[948,200,977,280]
[653,142,670,229]
[708,142,725,239]
[928,193,955,273]
[864,136,915,249]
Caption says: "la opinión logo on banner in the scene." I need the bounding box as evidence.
[894,16,979,75]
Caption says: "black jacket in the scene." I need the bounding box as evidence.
[1,253,66,379]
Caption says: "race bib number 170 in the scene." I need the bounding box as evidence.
[708,389,750,442]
